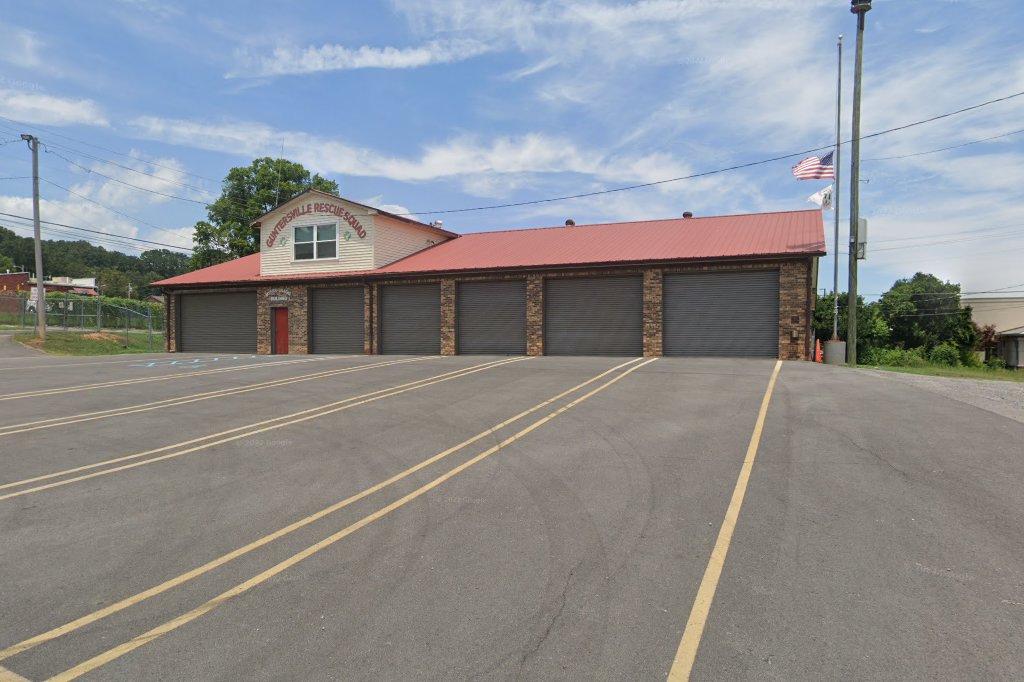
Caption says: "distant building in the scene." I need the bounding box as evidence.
[41,276,99,296]
[0,271,31,293]
[0,273,99,298]
[964,296,1024,369]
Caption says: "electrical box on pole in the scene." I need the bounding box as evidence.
[857,218,867,260]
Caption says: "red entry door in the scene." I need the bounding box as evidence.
[273,308,289,354]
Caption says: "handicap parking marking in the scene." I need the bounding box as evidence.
[130,355,259,370]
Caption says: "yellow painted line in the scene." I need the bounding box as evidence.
[0,357,528,501]
[0,356,427,436]
[666,359,783,682]
[0,356,336,402]
[0,665,30,681]
[0,357,642,664]
[45,357,657,680]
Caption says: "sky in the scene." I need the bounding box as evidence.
[0,0,1022,301]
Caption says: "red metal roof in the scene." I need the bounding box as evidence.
[155,253,262,286]
[154,209,824,287]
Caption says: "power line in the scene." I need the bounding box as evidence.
[870,225,1024,253]
[863,127,1024,161]
[39,178,191,240]
[2,215,187,254]
[397,89,1024,216]
[2,218,157,254]
[885,303,1024,318]
[43,147,208,205]
[872,221,1024,244]
[0,210,192,251]
[0,115,223,185]
[42,141,219,197]
[3,91,1022,221]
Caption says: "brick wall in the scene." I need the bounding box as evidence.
[778,260,812,360]
[164,256,816,360]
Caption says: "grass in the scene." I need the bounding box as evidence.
[860,363,1024,383]
[13,331,160,355]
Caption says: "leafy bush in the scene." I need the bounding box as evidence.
[929,343,960,367]
[962,350,984,368]
[985,356,1007,370]
[862,347,929,367]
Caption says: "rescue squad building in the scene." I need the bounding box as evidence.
[154,189,824,360]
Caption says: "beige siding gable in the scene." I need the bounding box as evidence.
[373,214,452,268]
[259,197,376,276]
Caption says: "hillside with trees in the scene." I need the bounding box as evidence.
[0,225,189,298]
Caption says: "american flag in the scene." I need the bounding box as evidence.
[792,151,835,180]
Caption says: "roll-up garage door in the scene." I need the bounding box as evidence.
[380,283,441,355]
[663,270,779,357]
[310,287,364,354]
[457,280,527,354]
[178,292,257,353]
[544,276,643,356]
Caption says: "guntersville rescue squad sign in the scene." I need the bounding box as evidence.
[266,201,368,248]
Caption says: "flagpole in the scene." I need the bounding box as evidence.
[832,35,843,340]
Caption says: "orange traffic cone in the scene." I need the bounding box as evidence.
[815,339,823,363]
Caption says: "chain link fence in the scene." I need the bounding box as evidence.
[0,291,165,350]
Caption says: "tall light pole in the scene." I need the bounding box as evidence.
[21,134,45,341]
[847,0,871,365]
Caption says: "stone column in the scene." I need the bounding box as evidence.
[440,278,456,356]
[526,274,544,356]
[166,293,176,352]
[363,284,373,355]
[642,269,663,357]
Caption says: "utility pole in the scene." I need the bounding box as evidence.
[847,0,872,365]
[832,35,843,341]
[21,134,45,341]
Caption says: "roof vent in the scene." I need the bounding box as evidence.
[682,211,694,218]
[565,218,575,226]
[430,219,444,229]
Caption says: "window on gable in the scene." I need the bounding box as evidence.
[294,223,337,260]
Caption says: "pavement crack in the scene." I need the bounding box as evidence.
[837,429,909,479]
[515,559,581,679]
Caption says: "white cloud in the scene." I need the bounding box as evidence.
[360,195,417,220]
[228,39,493,77]
[129,116,603,185]
[505,57,559,80]
[0,26,45,71]
[0,193,140,250]
[112,0,182,19]
[0,89,108,127]
[0,190,195,256]
[66,153,211,208]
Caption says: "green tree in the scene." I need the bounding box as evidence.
[97,268,130,298]
[139,249,190,279]
[878,273,975,354]
[813,291,889,361]
[190,158,338,269]
[0,253,14,272]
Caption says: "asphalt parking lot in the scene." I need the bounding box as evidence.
[0,353,1021,681]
